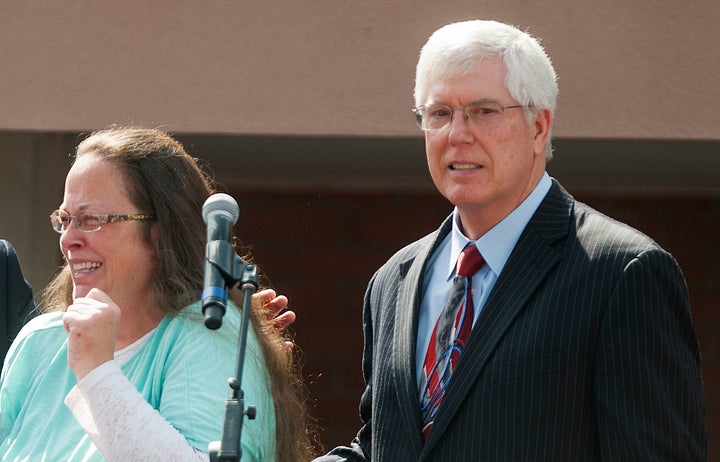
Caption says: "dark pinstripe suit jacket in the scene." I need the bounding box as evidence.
[0,240,36,364]
[319,181,706,461]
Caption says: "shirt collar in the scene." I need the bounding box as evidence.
[447,172,552,280]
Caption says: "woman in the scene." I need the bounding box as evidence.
[0,126,315,461]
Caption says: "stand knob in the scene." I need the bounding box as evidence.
[246,406,256,420]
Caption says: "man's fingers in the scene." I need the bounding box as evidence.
[272,310,296,330]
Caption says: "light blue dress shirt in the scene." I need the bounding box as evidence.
[416,172,552,385]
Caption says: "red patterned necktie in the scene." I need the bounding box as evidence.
[419,243,485,441]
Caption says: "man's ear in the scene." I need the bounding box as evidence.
[532,108,552,157]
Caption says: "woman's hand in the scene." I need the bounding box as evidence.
[63,288,121,381]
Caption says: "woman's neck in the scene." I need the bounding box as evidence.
[116,304,164,350]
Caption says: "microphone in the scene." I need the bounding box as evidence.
[201,193,240,330]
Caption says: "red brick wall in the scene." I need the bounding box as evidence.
[231,187,719,457]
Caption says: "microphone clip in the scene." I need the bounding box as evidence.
[202,240,258,330]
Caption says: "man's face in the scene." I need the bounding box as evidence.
[422,57,550,237]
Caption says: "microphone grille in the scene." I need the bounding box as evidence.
[202,193,240,224]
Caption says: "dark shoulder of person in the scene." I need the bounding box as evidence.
[0,239,37,363]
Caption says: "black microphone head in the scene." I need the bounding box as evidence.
[202,193,240,225]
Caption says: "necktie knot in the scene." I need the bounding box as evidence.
[456,244,484,278]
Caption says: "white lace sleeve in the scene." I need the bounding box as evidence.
[65,360,208,462]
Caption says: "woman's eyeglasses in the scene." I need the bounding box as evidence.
[49,209,155,233]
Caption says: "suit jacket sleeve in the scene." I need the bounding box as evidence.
[0,240,36,364]
[595,247,706,460]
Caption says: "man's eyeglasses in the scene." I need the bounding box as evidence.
[412,101,528,131]
[50,209,155,233]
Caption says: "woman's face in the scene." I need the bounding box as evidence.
[58,155,157,308]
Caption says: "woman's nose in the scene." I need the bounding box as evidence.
[59,220,84,250]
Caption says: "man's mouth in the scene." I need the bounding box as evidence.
[450,163,481,170]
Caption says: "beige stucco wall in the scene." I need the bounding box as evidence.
[1,1,718,140]
[1,1,719,293]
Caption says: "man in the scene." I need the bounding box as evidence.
[318,20,706,461]
[0,240,36,363]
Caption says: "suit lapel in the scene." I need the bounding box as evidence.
[421,182,573,454]
[392,216,453,452]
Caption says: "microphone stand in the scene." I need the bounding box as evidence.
[205,240,258,462]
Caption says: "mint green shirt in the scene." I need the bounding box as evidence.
[0,301,276,461]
